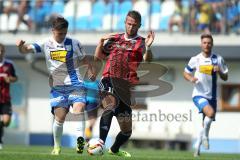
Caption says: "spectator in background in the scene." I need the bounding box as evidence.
[197,1,212,33]
[28,0,51,33]
[0,43,18,150]
[226,0,239,34]
[210,1,224,34]
[169,0,184,33]
[3,0,32,34]
[190,0,199,33]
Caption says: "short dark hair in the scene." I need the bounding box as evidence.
[201,33,213,43]
[52,16,68,30]
[126,10,142,24]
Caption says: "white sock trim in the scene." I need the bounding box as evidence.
[53,120,64,148]
[203,117,213,138]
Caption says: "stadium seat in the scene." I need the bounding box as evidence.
[150,0,161,30]
[118,0,132,15]
[51,0,65,15]
[89,0,106,30]
[75,0,91,30]
[63,0,75,31]
[102,1,119,30]
[158,1,175,31]
[8,13,18,31]
[0,13,8,31]
[133,0,150,31]
[151,0,161,14]
[133,0,149,16]
[91,0,105,15]
[159,16,171,31]
[116,0,133,31]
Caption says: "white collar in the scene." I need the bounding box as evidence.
[0,58,5,67]
[51,37,66,46]
[124,33,139,41]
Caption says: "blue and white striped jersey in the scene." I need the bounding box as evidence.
[30,37,86,86]
[185,52,228,100]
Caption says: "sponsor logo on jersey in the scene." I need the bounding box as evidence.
[65,45,72,51]
[199,65,213,75]
[50,50,67,62]
[212,58,218,65]
[50,96,65,103]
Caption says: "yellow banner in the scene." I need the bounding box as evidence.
[199,65,213,75]
[50,50,67,62]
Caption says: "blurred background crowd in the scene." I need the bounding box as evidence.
[0,0,239,34]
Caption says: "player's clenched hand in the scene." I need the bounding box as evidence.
[190,77,199,84]
[213,65,220,73]
[3,76,10,83]
[16,39,25,47]
[145,31,155,47]
[100,33,116,43]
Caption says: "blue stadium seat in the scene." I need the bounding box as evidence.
[151,0,161,14]
[51,0,65,15]
[116,0,133,31]
[105,1,119,15]
[116,16,126,31]
[92,0,105,16]
[150,0,161,30]
[63,0,75,31]
[159,16,171,31]
[66,16,75,31]
[75,0,91,30]
[103,1,119,30]
[76,16,89,30]
[118,0,132,15]
[90,0,106,30]
[133,0,149,31]
[90,15,103,30]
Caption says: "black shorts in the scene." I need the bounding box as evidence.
[99,77,132,116]
[85,103,99,118]
[0,102,12,115]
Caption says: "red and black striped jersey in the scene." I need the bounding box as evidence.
[102,33,145,85]
[0,59,17,103]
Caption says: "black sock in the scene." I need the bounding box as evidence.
[111,131,132,153]
[0,121,3,143]
[99,110,114,142]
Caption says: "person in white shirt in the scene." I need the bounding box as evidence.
[183,33,228,157]
[16,16,95,155]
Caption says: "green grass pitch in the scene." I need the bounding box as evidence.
[0,145,239,160]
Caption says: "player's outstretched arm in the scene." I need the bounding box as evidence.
[94,33,116,61]
[143,31,155,62]
[16,39,34,54]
